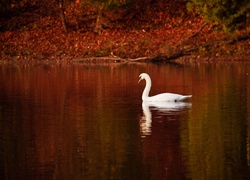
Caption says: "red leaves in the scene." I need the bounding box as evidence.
[0,0,249,61]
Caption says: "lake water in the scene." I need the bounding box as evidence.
[0,61,250,179]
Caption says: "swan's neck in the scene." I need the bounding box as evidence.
[142,76,151,101]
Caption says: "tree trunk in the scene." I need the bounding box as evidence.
[58,0,68,33]
[246,12,250,34]
[94,5,103,34]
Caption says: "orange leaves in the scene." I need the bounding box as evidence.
[0,0,249,61]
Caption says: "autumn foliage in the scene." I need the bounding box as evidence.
[0,0,249,62]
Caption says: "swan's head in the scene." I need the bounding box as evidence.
[138,73,149,83]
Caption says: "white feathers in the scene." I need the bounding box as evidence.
[138,73,192,102]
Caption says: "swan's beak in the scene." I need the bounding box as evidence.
[138,77,142,83]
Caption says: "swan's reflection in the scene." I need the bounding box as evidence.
[140,101,192,137]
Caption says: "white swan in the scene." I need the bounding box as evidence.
[138,73,192,102]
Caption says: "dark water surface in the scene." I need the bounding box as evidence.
[0,62,250,179]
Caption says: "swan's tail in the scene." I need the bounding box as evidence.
[179,95,192,101]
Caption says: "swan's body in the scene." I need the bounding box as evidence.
[138,73,192,102]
